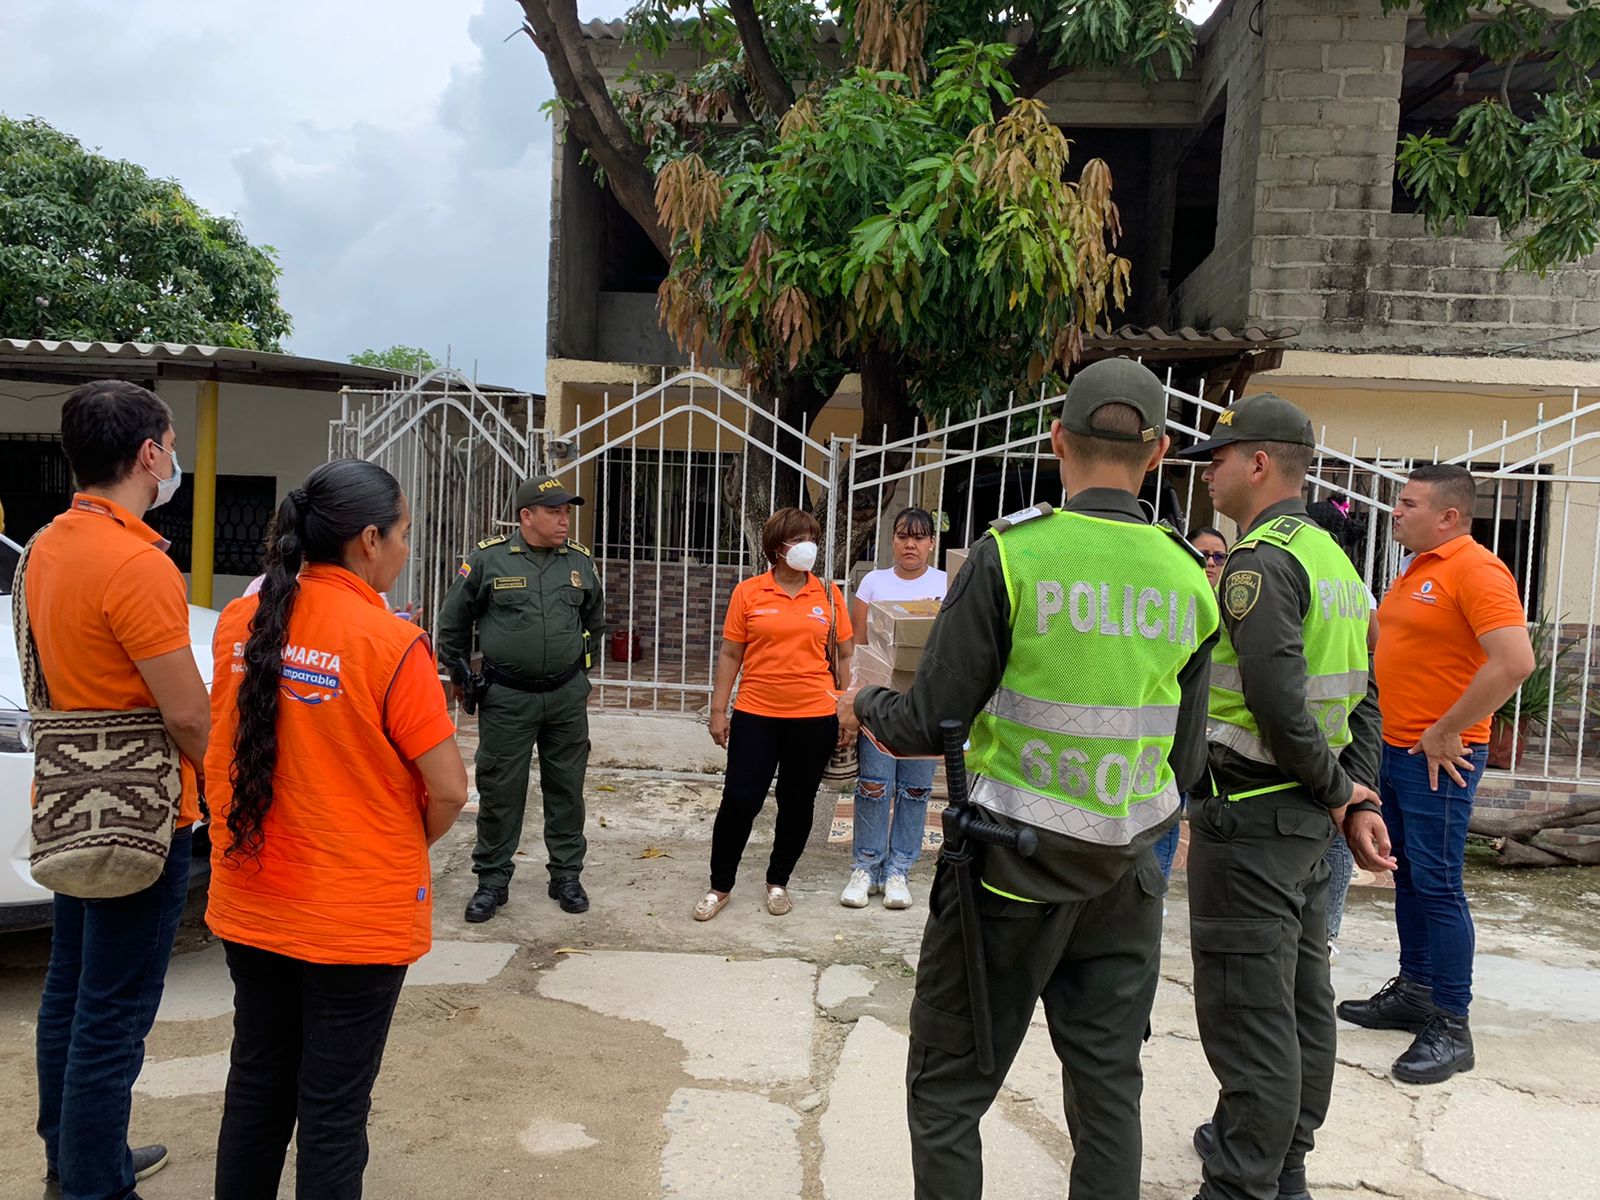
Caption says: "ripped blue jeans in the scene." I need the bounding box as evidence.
[852,734,936,882]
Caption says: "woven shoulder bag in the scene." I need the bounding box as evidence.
[12,530,181,898]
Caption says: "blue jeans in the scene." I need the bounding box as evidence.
[1379,743,1487,1016]
[1153,794,1188,879]
[37,828,192,1200]
[1324,833,1354,940]
[852,735,936,882]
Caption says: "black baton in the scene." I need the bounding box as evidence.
[937,719,1035,1076]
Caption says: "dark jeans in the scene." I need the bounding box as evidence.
[1380,742,1487,1017]
[37,827,192,1200]
[709,710,838,893]
[214,941,407,1200]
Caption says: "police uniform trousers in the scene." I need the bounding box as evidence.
[906,852,1166,1200]
[1189,788,1336,1200]
[472,671,590,889]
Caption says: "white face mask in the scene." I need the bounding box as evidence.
[784,540,819,572]
[147,444,183,509]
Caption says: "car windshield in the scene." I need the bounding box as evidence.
[0,534,18,597]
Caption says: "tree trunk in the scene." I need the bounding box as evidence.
[1469,797,1600,867]
[838,349,918,572]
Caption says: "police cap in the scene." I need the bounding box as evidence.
[514,474,585,512]
[1177,393,1315,459]
[1059,358,1167,443]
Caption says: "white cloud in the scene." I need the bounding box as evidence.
[0,0,584,389]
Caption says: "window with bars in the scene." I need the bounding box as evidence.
[590,448,736,561]
[147,475,278,575]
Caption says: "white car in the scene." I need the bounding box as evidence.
[0,532,221,929]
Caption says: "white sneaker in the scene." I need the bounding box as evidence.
[883,874,913,909]
[841,869,872,908]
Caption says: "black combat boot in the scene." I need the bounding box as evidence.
[464,885,509,923]
[1335,975,1436,1033]
[1192,1123,1314,1199]
[549,876,590,914]
[1392,1012,1474,1084]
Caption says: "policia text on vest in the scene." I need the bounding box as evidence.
[849,357,1220,1200]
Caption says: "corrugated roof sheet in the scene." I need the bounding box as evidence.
[0,339,455,392]
[1085,324,1296,358]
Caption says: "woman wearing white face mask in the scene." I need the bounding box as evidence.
[696,508,854,921]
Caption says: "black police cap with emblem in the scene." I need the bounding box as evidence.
[1059,357,1168,443]
[1177,393,1315,460]
[514,474,585,512]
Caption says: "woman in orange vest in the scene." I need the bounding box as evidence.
[205,459,467,1200]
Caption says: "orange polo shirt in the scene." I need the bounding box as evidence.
[206,565,457,965]
[1375,534,1527,747]
[24,494,202,827]
[724,572,853,719]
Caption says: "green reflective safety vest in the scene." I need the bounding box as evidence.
[1209,514,1370,765]
[966,510,1220,846]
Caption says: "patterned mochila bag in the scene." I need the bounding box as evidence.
[12,530,181,898]
[818,575,859,787]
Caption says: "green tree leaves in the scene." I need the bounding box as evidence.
[0,115,291,348]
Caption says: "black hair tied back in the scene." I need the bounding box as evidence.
[224,460,403,864]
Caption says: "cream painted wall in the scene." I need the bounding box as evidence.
[1243,379,1600,621]
[1,378,346,608]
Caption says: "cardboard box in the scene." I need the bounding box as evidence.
[867,599,942,670]
[944,546,969,591]
[852,644,918,692]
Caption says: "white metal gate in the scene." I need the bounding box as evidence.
[342,365,1600,789]
[328,368,543,636]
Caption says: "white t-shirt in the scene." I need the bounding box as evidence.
[855,566,948,605]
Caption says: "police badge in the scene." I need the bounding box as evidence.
[1224,570,1263,619]
[570,570,583,589]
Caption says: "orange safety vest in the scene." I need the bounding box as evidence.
[205,565,439,965]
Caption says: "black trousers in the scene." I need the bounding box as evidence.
[906,855,1166,1200]
[1189,791,1337,1200]
[709,710,838,892]
[214,941,408,1200]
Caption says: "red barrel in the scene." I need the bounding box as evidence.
[610,630,644,663]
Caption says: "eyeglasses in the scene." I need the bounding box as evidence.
[1201,551,1228,565]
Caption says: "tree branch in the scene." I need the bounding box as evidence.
[517,0,672,259]
[1005,34,1070,102]
[727,0,794,117]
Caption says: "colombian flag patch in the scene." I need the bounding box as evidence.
[457,561,472,579]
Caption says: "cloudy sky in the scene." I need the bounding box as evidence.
[3,1,1220,392]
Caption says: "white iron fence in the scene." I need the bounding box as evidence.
[335,366,1600,789]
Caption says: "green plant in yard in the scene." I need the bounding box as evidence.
[1501,617,1584,746]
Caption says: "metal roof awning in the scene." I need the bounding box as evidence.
[0,338,414,392]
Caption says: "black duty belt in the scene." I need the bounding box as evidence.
[482,658,583,694]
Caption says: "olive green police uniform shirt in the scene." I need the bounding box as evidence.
[854,488,1217,904]
[1210,497,1381,808]
[436,531,607,679]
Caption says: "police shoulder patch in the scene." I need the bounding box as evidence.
[1224,568,1264,620]
[477,534,508,550]
[1254,516,1306,547]
[989,502,1054,534]
[566,539,591,556]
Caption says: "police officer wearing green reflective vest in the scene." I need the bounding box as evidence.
[839,357,1219,1200]
[1175,394,1396,1200]
[437,475,605,921]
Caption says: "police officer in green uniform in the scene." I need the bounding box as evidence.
[840,358,1219,1200]
[1175,395,1396,1200]
[437,475,606,920]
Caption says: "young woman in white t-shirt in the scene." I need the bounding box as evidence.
[841,507,947,910]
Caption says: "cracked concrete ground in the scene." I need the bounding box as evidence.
[1,764,1597,1199]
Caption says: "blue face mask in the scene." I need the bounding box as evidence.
[148,444,182,509]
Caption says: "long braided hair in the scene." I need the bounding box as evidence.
[225,459,404,863]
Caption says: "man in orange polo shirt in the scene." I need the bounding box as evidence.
[24,379,211,1200]
[1339,463,1533,1085]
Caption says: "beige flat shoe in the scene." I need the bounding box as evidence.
[694,891,730,922]
[765,886,793,916]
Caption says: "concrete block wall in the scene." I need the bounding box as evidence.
[1172,0,1266,330]
[1246,0,1600,358]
